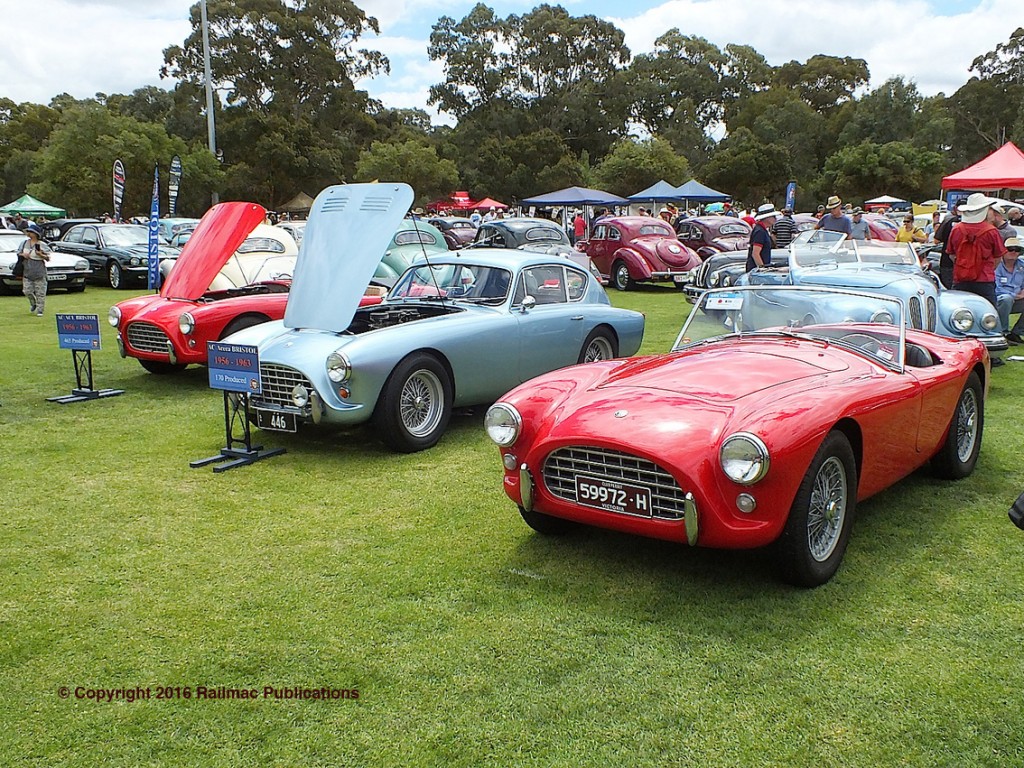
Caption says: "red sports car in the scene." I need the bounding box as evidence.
[486,285,988,587]
[109,202,383,374]
[577,216,701,290]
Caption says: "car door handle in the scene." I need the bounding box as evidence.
[571,315,584,321]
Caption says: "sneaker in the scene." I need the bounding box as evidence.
[991,356,1006,368]
[1007,332,1023,345]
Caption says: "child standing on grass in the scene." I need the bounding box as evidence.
[18,224,50,316]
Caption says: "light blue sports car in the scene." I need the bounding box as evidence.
[733,230,1006,351]
[224,183,646,452]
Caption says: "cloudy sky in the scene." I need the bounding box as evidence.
[1,0,1015,122]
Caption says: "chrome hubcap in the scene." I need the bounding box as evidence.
[807,456,847,562]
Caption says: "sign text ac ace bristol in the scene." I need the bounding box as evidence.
[207,342,261,394]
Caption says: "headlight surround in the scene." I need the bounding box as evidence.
[484,403,522,447]
[720,432,770,485]
[107,306,121,327]
[75,258,89,271]
[326,350,352,383]
[178,312,195,336]
[721,274,733,287]
[870,309,894,324]
[950,308,974,332]
[129,256,141,267]
[709,272,721,287]
[981,312,999,331]
[291,384,309,408]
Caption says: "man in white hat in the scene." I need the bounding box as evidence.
[746,204,779,271]
[947,193,1007,306]
[815,195,852,237]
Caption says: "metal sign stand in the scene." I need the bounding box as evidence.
[47,349,125,404]
[191,388,285,474]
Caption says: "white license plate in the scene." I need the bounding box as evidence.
[574,475,653,517]
[673,274,688,284]
[47,274,67,281]
[255,409,297,432]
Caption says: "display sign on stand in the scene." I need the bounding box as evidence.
[47,314,125,404]
[190,341,285,473]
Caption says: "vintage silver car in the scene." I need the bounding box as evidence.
[224,184,646,453]
[733,230,1006,351]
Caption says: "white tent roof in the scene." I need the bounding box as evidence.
[864,194,907,204]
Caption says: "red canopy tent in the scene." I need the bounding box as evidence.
[427,191,476,213]
[942,142,1024,190]
[472,197,508,210]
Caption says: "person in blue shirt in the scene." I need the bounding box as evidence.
[994,237,1024,342]
[815,195,852,237]
[745,204,779,271]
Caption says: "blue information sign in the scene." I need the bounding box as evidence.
[56,314,102,350]
[207,341,261,394]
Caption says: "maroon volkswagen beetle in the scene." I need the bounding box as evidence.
[675,216,751,260]
[578,216,701,291]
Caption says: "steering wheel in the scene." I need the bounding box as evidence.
[838,333,881,354]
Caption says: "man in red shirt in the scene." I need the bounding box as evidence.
[948,193,1009,308]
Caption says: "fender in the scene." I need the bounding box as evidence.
[613,247,654,280]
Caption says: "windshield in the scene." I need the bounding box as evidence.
[103,225,149,246]
[524,227,565,243]
[389,263,512,304]
[790,231,919,268]
[675,286,907,372]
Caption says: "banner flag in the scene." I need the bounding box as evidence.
[112,159,126,222]
[168,155,182,216]
[785,181,797,212]
[147,165,161,291]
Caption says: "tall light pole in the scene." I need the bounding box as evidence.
[200,0,219,205]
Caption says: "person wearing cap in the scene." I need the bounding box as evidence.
[995,237,1024,343]
[991,205,1016,243]
[815,195,852,237]
[723,201,737,218]
[849,208,872,241]
[896,214,927,244]
[814,204,826,220]
[771,207,797,248]
[17,224,51,316]
[1007,206,1022,225]
[746,204,779,271]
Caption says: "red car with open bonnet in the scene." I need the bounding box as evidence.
[486,285,988,587]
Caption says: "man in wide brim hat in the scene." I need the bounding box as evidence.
[815,194,852,237]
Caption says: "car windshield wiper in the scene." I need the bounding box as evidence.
[744,329,829,345]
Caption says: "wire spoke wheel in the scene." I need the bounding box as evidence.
[584,336,613,363]
[955,386,978,463]
[806,456,848,562]
[399,370,444,438]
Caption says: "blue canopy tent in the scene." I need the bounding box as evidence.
[628,180,683,204]
[520,186,629,206]
[674,179,730,203]
[520,186,629,238]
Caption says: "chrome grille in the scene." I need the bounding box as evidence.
[542,446,689,520]
[257,363,312,408]
[126,322,170,353]
[909,296,923,329]
[694,259,711,288]
[926,296,936,331]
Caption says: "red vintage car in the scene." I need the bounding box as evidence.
[793,212,897,241]
[577,216,701,290]
[675,215,751,259]
[109,202,383,374]
[486,285,988,587]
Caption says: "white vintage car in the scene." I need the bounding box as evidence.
[0,229,91,294]
[160,224,298,290]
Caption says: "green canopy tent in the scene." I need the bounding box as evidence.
[0,194,67,219]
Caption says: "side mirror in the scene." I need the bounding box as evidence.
[520,295,536,313]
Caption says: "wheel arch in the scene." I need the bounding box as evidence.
[831,417,863,488]
[218,312,273,340]
[613,247,652,279]
[395,346,457,401]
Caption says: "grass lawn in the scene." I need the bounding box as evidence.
[1,283,1023,767]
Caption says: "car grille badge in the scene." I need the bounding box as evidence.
[614,410,628,418]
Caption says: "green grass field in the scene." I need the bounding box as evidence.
[1,284,1022,766]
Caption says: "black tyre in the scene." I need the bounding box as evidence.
[220,314,271,340]
[519,506,576,535]
[374,352,453,453]
[139,359,186,375]
[107,261,125,289]
[578,328,618,364]
[0,279,14,296]
[611,260,635,291]
[932,371,983,479]
[776,431,857,587]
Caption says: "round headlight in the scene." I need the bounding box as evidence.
[981,312,999,331]
[291,384,309,408]
[870,309,894,324]
[721,274,733,287]
[326,350,351,383]
[950,308,974,332]
[129,257,141,267]
[484,403,522,447]
[178,312,195,336]
[108,306,121,327]
[709,272,721,287]
[720,433,770,485]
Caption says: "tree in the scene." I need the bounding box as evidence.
[354,140,459,205]
[592,138,689,198]
[820,141,946,203]
[701,128,791,206]
[0,99,62,202]
[774,54,869,113]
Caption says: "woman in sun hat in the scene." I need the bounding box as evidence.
[746,203,780,272]
[17,223,51,316]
